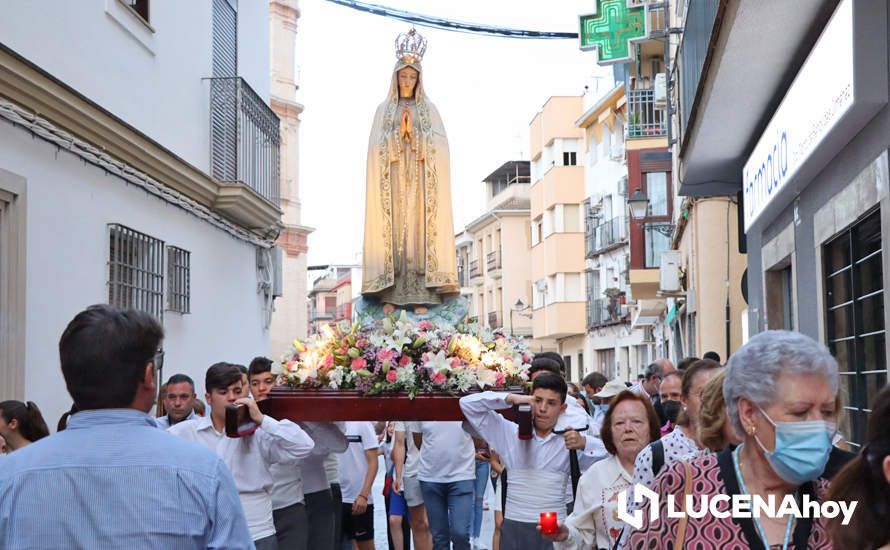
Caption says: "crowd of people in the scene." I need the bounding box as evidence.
[1,303,890,550]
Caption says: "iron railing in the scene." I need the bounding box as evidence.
[458,264,467,287]
[587,297,625,328]
[469,259,482,279]
[486,250,501,272]
[586,217,628,258]
[210,77,281,205]
[675,0,721,140]
[627,89,667,138]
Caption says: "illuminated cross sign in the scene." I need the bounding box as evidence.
[579,0,648,65]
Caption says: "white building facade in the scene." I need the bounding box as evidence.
[0,0,282,425]
[578,84,650,381]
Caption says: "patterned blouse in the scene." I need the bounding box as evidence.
[624,448,832,550]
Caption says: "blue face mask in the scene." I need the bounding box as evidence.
[599,404,609,414]
[754,405,835,485]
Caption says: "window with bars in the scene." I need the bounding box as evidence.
[824,208,886,449]
[107,224,165,320]
[166,246,191,314]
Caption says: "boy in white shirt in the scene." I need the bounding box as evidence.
[338,421,379,550]
[169,362,314,549]
[460,372,572,550]
[407,421,476,550]
[248,357,348,550]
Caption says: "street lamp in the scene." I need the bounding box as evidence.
[627,187,674,237]
[510,298,531,336]
[627,187,649,220]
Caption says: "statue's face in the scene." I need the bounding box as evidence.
[397,66,419,99]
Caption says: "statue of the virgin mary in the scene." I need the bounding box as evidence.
[361,29,459,308]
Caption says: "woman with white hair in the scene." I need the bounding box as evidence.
[625,330,840,549]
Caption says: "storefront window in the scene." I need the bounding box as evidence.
[823,208,886,449]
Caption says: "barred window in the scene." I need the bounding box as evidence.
[166,246,191,314]
[107,224,164,320]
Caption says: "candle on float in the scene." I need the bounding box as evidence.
[539,511,558,534]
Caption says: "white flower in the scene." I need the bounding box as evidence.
[395,366,416,386]
[328,366,346,387]
[476,368,497,389]
[480,351,499,368]
[424,350,451,374]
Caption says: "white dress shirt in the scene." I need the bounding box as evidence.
[154,409,195,429]
[299,422,349,495]
[269,421,347,510]
[556,454,633,550]
[459,392,570,523]
[168,414,314,540]
[558,397,609,470]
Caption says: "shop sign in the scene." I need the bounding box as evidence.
[743,0,855,231]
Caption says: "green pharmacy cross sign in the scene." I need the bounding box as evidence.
[579,0,648,65]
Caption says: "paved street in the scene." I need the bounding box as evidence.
[370,457,495,549]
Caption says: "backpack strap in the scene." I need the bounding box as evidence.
[500,469,508,513]
[651,439,665,477]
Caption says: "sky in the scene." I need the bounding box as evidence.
[296,0,615,269]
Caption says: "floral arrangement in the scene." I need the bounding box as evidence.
[275,312,532,397]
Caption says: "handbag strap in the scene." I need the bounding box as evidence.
[675,461,692,549]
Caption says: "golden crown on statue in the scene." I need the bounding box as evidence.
[395,28,427,64]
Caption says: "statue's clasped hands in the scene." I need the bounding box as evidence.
[400,106,413,142]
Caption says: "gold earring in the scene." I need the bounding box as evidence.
[747,425,756,435]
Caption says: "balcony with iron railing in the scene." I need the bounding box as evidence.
[626,89,667,138]
[587,297,627,329]
[487,311,502,329]
[469,259,483,283]
[210,77,281,205]
[310,306,336,322]
[586,217,628,258]
[675,0,721,141]
[486,250,502,278]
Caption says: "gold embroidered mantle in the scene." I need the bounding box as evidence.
[361,60,458,304]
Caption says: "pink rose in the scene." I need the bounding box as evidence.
[421,352,430,363]
[350,357,367,371]
[522,353,532,363]
[324,355,334,368]
[450,357,462,369]
[386,369,398,383]
[495,372,506,386]
[399,355,412,367]
[356,338,369,349]
[377,349,396,363]
[431,371,447,385]
[418,320,433,331]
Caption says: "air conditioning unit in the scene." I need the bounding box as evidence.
[654,73,667,110]
[659,251,682,292]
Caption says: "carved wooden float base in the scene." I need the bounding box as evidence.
[257,387,521,422]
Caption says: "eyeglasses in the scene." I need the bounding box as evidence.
[153,348,165,371]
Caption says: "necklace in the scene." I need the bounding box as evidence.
[733,444,794,550]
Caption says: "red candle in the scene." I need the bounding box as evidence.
[539,511,558,534]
